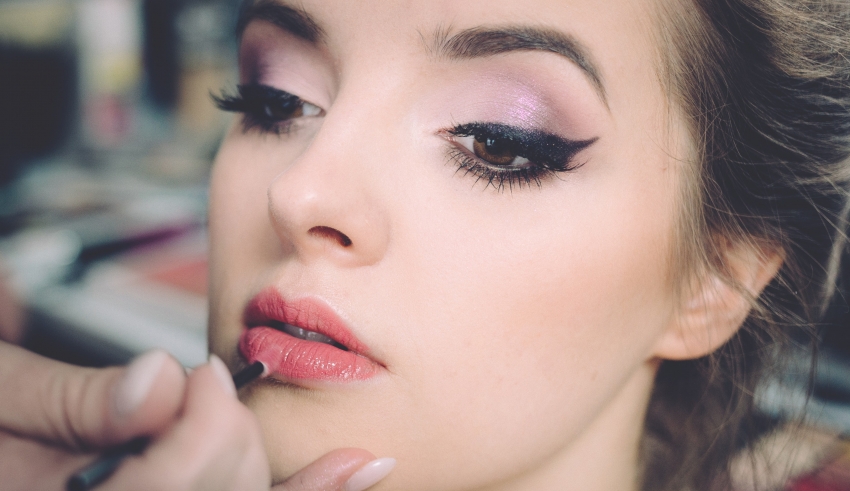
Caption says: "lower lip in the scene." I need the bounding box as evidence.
[239,326,380,382]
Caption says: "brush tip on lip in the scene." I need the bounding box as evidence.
[258,361,270,378]
[232,360,270,390]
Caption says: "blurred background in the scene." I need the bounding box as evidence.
[0,0,849,443]
[0,0,241,368]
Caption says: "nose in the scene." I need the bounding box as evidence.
[267,128,391,268]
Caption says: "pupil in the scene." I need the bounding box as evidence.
[486,137,505,153]
[474,134,517,165]
[264,100,302,120]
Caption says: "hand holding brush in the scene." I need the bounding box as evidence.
[0,342,388,491]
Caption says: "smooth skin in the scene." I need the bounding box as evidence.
[209,0,781,490]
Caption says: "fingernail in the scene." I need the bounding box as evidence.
[344,458,397,491]
[208,354,237,397]
[113,350,168,419]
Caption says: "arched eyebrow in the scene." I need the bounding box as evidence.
[236,0,323,43]
[428,25,608,105]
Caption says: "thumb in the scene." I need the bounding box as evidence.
[0,342,185,450]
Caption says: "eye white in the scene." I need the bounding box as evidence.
[261,98,323,119]
[302,101,322,117]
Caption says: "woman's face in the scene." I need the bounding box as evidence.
[209,0,687,488]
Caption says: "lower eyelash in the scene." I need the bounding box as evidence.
[446,147,558,192]
[240,114,296,136]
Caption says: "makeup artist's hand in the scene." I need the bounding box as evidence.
[270,449,395,491]
[0,343,393,491]
[0,343,272,490]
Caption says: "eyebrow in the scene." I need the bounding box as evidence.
[430,26,607,104]
[236,2,606,105]
[236,0,323,43]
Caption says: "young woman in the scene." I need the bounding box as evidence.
[2,0,845,489]
[207,0,850,490]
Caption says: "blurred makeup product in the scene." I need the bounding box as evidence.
[0,1,75,184]
[66,360,268,491]
[0,181,211,367]
[76,0,142,147]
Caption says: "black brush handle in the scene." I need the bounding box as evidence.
[232,360,265,389]
[66,436,149,491]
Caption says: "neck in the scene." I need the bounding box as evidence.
[484,360,659,491]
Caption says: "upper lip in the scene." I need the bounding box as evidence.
[242,287,371,356]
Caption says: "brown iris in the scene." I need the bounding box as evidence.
[473,135,519,166]
[264,100,303,120]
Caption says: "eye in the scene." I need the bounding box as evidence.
[444,122,597,191]
[213,84,324,134]
[455,133,532,169]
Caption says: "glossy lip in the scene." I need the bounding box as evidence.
[239,287,381,383]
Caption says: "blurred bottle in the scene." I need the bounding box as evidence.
[175,0,234,138]
[143,0,180,110]
[0,0,236,186]
[137,0,236,182]
[0,0,76,185]
[76,0,143,149]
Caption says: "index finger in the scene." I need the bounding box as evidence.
[272,449,380,491]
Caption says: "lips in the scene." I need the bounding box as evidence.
[239,288,380,382]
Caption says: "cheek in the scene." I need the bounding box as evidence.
[372,144,679,478]
[207,132,301,356]
[417,213,671,386]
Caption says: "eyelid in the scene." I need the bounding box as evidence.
[213,83,325,134]
[446,122,597,169]
[249,83,324,112]
[237,22,336,113]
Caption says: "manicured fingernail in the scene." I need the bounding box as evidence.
[208,354,237,397]
[113,350,168,419]
[344,458,397,491]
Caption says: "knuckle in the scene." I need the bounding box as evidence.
[40,367,86,448]
[45,367,120,450]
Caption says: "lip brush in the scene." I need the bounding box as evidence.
[66,360,268,491]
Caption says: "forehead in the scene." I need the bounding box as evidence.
[237,0,670,137]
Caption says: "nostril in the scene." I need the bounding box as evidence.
[309,226,353,247]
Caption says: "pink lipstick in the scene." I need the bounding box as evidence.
[239,288,380,382]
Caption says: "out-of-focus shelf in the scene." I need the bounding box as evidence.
[0,164,210,367]
[24,244,208,366]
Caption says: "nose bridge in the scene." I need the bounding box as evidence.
[267,91,392,267]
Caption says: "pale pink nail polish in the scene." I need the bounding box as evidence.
[209,354,237,397]
[344,458,397,491]
[113,350,168,419]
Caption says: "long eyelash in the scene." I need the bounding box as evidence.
[448,147,556,191]
[212,84,303,135]
[446,122,597,191]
